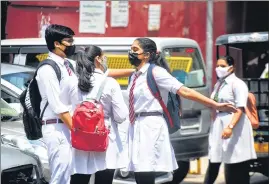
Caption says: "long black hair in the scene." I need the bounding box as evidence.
[135,38,171,73]
[76,45,102,92]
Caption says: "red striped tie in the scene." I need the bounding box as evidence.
[64,60,72,76]
[129,72,141,124]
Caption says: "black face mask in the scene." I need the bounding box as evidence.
[128,51,142,67]
[61,44,76,57]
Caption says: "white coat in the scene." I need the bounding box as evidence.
[125,63,183,172]
[209,73,257,164]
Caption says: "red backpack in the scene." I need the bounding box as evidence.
[71,72,109,152]
[232,80,259,129]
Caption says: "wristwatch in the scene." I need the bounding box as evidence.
[228,124,234,129]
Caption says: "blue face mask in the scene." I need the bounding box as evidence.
[100,56,108,72]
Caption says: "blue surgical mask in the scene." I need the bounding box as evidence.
[100,56,108,72]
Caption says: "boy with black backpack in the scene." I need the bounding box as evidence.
[20,24,76,184]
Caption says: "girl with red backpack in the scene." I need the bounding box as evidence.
[60,45,128,184]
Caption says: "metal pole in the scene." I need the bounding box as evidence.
[206,0,213,93]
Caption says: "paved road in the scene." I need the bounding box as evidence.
[182,173,269,184]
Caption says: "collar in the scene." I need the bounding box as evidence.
[94,68,104,74]
[224,73,236,84]
[48,52,65,66]
[137,63,150,74]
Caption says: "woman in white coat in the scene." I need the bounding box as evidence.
[60,45,128,184]
[125,38,237,184]
[203,56,257,184]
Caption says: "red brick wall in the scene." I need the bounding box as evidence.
[6,1,227,84]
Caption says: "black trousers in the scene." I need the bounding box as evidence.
[134,172,155,184]
[203,160,250,184]
[70,169,115,184]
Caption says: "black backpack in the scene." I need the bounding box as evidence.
[19,59,71,140]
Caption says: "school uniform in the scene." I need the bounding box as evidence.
[125,63,182,174]
[60,69,128,183]
[36,52,76,184]
[205,73,257,184]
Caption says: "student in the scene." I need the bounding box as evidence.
[60,45,128,184]
[36,24,76,184]
[203,56,257,184]
[125,38,237,184]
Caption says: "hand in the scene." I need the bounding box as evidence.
[215,103,237,113]
[222,128,233,139]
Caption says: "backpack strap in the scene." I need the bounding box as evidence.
[36,59,62,82]
[35,59,62,119]
[95,70,109,102]
[146,64,174,128]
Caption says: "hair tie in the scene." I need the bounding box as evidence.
[77,49,85,54]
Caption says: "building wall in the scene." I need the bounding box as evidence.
[6,1,227,84]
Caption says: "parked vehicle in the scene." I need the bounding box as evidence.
[1,142,48,184]
[0,98,50,182]
[1,37,211,183]
[216,32,269,177]
[1,63,35,113]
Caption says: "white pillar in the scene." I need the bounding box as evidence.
[206,0,214,93]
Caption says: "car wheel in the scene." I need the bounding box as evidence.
[164,161,190,184]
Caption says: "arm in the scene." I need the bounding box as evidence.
[177,87,218,109]
[222,80,248,139]
[153,66,236,113]
[108,69,135,78]
[178,86,236,112]
[110,78,128,123]
[59,112,73,130]
[37,66,72,130]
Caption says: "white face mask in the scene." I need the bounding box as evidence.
[215,66,232,79]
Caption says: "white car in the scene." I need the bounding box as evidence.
[1,97,50,182]
[1,63,35,113]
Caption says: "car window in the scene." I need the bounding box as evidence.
[26,53,49,67]
[1,53,14,64]
[163,47,206,88]
[2,72,34,91]
[1,90,20,104]
[0,98,19,121]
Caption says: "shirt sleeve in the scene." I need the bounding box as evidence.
[37,65,69,114]
[153,66,184,94]
[109,78,128,123]
[233,79,249,108]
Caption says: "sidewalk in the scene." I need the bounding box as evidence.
[182,173,225,184]
[182,156,225,184]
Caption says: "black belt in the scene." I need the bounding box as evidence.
[42,119,64,125]
[135,112,163,117]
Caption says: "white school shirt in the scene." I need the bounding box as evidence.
[125,63,183,172]
[60,69,128,175]
[36,52,76,184]
[209,73,257,163]
[36,52,76,120]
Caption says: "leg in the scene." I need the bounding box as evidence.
[70,174,91,184]
[94,169,115,184]
[203,161,221,184]
[42,127,72,184]
[134,172,155,184]
[225,161,250,184]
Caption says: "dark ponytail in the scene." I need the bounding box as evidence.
[136,37,171,73]
[76,45,102,92]
[151,53,171,73]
